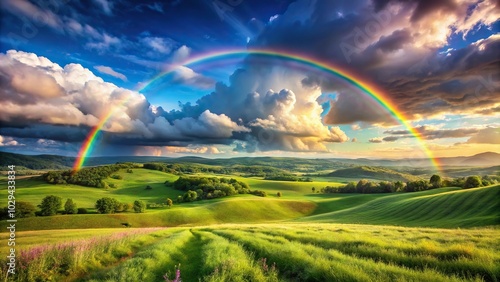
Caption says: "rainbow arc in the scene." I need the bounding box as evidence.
[73,49,440,171]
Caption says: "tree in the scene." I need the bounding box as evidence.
[123,203,133,212]
[133,200,146,213]
[277,192,282,197]
[182,190,198,202]
[311,187,315,193]
[95,197,119,214]
[166,198,173,208]
[64,199,77,214]
[464,176,482,189]
[430,175,442,188]
[38,195,62,216]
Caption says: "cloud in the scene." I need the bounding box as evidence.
[92,0,114,16]
[0,135,22,147]
[140,36,176,56]
[370,125,500,143]
[94,65,127,81]
[466,127,500,144]
[248,0,500,124]
[0,50,252,148]
[169,66,215,89]
[369,137,383,143]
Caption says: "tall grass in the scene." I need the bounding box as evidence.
[0,228,165,282]
[88,230,192,282]
[196,230,278,282]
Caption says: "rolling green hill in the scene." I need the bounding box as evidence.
[301,185,500,228]
[326,166,421,182]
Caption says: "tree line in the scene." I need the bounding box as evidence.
[143,162,289,177]
[320,174,499,194]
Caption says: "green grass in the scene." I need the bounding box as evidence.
[2,197,316,231]
[300,185,500,228]
[6,223,498,281]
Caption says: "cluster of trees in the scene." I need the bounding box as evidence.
[172,176,266,202]
[322,174,499,194]
[264,174,313,182]
[41,164,134,187]
[94,198,146,213]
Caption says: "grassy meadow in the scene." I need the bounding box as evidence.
[1,166,499,281]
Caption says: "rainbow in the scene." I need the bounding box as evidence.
[73,49,441,171]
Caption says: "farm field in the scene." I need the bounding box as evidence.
[1,224,499,281]
[1,167,499,281]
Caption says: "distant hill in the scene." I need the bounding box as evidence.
[0,151,74,170]
[434,152,500,167]
[327,166,421,182]
[0,151,498,172]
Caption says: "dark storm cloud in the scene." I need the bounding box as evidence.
[247,0,500,124]
[372,0,458,21]
[374,126,497,143]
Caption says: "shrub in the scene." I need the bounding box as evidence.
[126,169,133,173]
[250,190,267,197]
[77,208,88,214]
[464,176,482,189]
[166,198,173,208]
[64,199,77,214]
[38,195,63,216]
[182,190,198,202]
[95,197,120,214]
[123,203,133,212]
[145,185,153,190]
[277,192,282,197]
[133,200,146,213]
[111,174,123,180]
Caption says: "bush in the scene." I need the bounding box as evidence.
[166,198,173,208]
[182,190,198,202]
[95,197,120,214]
[145,185,153,190]
[111,174,123,180]
[133,200,146,213]
[464,176,482,189]
[277,192,282,197]
[123,203,133,212]
[77,208,88,214]
[38,195,63,216]
[64,199,77,214]
[250,190,267,197]
[126,169,133,173]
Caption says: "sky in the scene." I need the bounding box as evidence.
[0,0,499,160]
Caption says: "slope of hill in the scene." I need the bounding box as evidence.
[301,185,500,228]
[326,166,421,182]
[0,151,74,169]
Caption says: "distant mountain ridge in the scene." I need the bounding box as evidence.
[0,151,498,171]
